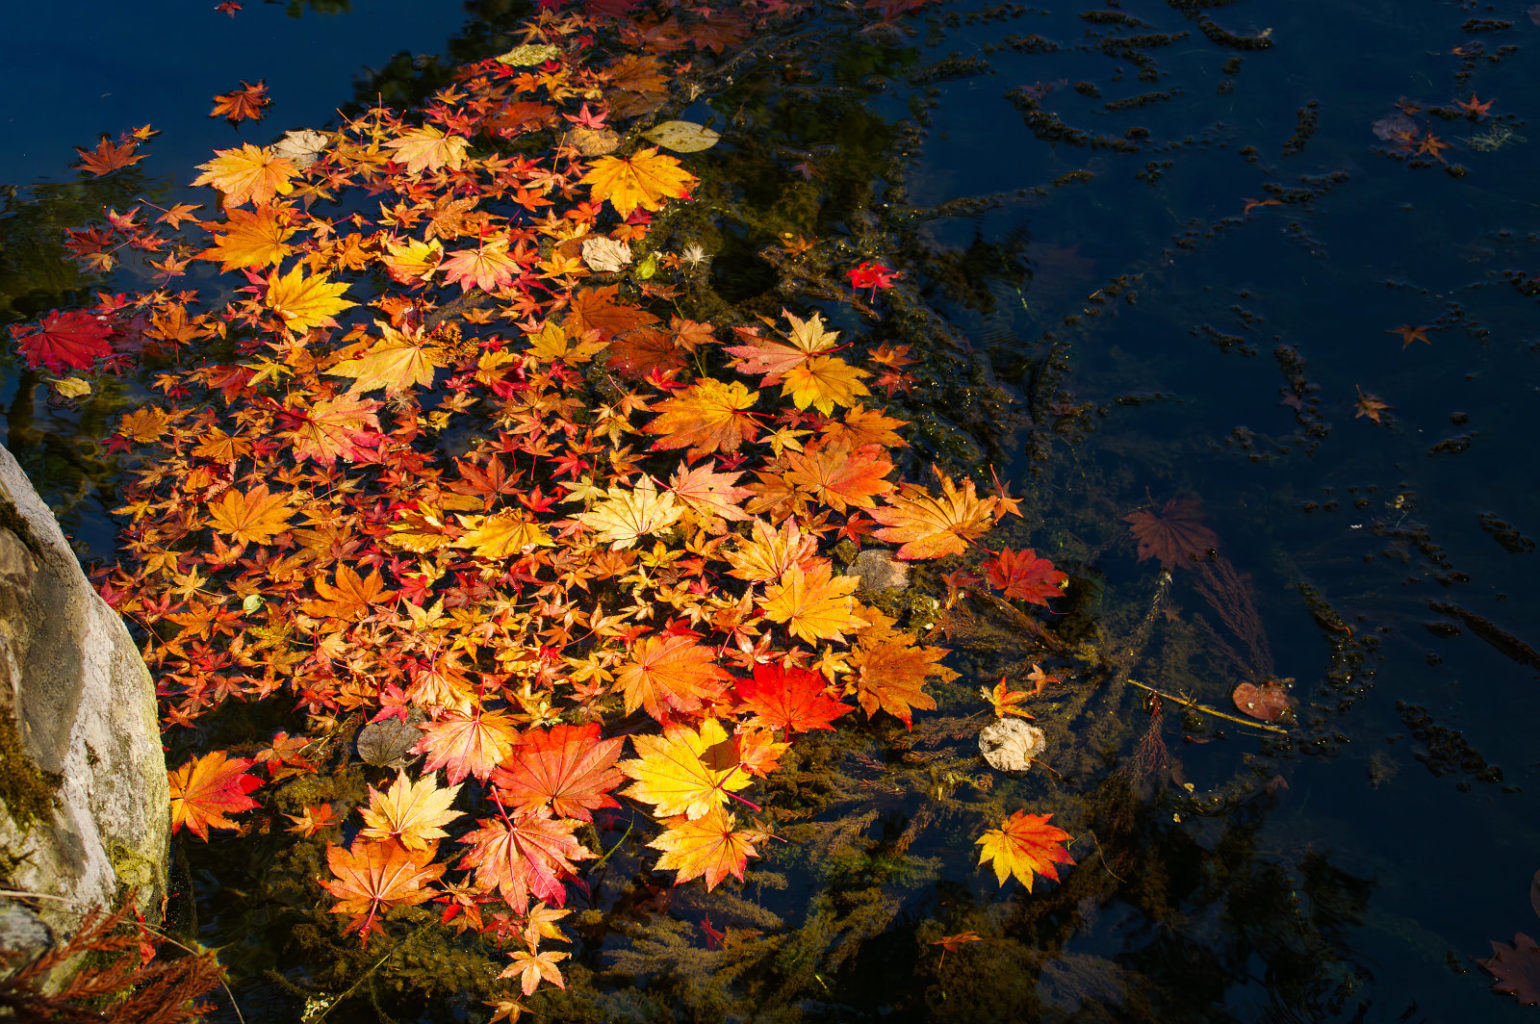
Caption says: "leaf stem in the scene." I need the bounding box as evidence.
[1123,678,1288,734]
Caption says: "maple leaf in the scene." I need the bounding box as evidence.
[782,441,894,513]
[415,709,520,784]
[982,547,1067,605]
[619,717,752,820]
[491,723,625,821]
[328,326,446,395]
[1480,933,1540,1007]
[565,284,659,341]
[760,561,867,644]
[281,393,384,465]
[206,484,293,545]
[441,236,521,293]
[649,805,760,891]
[456,811,591,913]
[197,204,296,270]
[576,475,684,549]
[168,750,262,840]
[580,146,697,218]
[265,264,357,334]
[735,662,852,733]
[781,354,870,415]
[453,510,553,558]
[321,837,444,944]
[847,608,955,728]
[191,143,298,207]
[301,565,396,620]
[1354,386,1391,424]
[381,237,445,285]
[616,633,732,721]
[724,310,839,383]
[73,135,144,177]
[209,80,270,124]
[644,378,761,459]
[982,676,1035,720]
[976,811,1075,891]
[872,469,998,560]
[1385,324,1431,348]
[385,124,470,174]
[285,802,341,837]
[10,309,113,373]
[499,947,569,997]
[723,518,818,583]
[358,770,464,852]
[665,462,754,523]
[1124,497,1219,569]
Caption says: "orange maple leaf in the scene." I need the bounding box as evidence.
[735,662,852,734]
[982,547,1067,605]
[357,770,464,852]
[619,718,753,820]
[871,468,998,560]
[300,564,396,620]
[168,750,262,840]
[760,561,866,644]
[440,235,521,293]
[649,805,760,891]
[197,204,296,270]
[975,811,1076,891]
[492,723,626,822]
[782,440,894,512]
[580,146,696,218]
[1124,497,1218,569]
[280,393,384,465]
[644,378,761,459]
[616,633,732,722]
[499,947,569,996]
[847,608,956,728]
[73,136,144,177]
[206,484,293,545]
[321,837,444,944]
[209,80,271,124]
[328,326,446,395]
[724,309,840,383]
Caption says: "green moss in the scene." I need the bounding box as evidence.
[0,709,60,831]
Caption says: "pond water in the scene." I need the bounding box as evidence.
[3,1,1539,1022]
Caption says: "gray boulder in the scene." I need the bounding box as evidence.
[0,443,168,963]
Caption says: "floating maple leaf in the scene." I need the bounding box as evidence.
[872,468,998,560]
[456,811,591,913]
[616,633,732,721]
[358,770,464,852]
[492,723,626,821]
[976,811,1075,891]
[580,146,696,218]
[620,718,752,820]
[209,80,270,124]
[982,547,1067,605]
[169,750,262,840]
[1125,496,1219,568]
[321,838,444,944]
[191,143,297,207]
[10,309,113,372]
[735,662,853,734]
[649,805,759,890]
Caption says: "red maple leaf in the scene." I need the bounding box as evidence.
[456,811,592,914]
[1125,496,1220,568]
[73,136,144,177]
[168,750,262,840]
[491,723,626,821]
[1479,933,1540,1006]
[735,662,853,734]
[11,310,114,372]
[982,547,1067,605]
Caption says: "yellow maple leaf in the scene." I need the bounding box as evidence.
[649,805,759,891]
[190,143,298,207]
[780,354,870,415]
[579,146,697,218]
[328,326,445,395]
[358,770,464,852]
[575,475,683,549]
[206,485,293,545]
[619,718,751,820]
[384,124,469,174]
[453,510,554,558]
[722,518,818,583]
[265,264,357,334]
[380,236,444,285]
[761,560,867,644]
[197,204,296,270]
[871,467,998,560]
[976,811,1076,891]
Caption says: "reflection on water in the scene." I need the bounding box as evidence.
[3,0,1540,1022]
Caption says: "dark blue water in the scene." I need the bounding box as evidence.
[3,1,1539,1021]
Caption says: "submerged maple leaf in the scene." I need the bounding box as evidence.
[169,750,262,840]
[1125,497,1219,568]
[976,810,1075,891]
[1479,933,1540,1006]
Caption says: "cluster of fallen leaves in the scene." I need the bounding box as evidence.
[14,0,1075,1007]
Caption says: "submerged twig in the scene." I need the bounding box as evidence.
[1123,678,1288,734]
